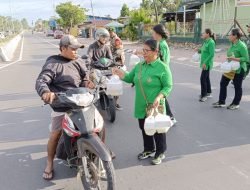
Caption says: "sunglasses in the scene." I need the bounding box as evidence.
[142,48,154,53]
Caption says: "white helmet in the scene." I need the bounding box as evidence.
[95,28,110,40]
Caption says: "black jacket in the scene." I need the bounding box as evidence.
[35,55,88,111]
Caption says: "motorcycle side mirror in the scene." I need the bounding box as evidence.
[82,55,89,59]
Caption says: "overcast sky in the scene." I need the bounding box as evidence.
[0,0,140,25]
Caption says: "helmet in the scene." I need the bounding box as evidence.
[95,28,110,40]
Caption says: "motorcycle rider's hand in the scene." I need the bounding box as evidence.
[42,92,56,104]
[112,68,124,79]
[84,80,95,89]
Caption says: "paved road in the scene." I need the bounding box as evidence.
[1,32,250,190]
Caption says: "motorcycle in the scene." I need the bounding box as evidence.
[51,87,116,190]
[88,57,123,123]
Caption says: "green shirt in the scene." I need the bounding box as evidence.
[199,38,215,70]
[227,40,249,74]
[159,39,170,66]
[123,58,173,119]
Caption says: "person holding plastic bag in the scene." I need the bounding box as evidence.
[197,29,216,102]
[213,28,249,110]
[152,24,177,126]
[113,39,173,165]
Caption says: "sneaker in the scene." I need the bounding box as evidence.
[151,153,166,165]
[199,93,212,98]
[199,96,208,102]
[206,93,212,98]
[227,104,240,110]
[212,102,226,108]
[115,104,123,111]
[138,151,155,160]
[170,117,177,127]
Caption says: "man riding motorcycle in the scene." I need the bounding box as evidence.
[87,28,113,63]
[35,35,95,180]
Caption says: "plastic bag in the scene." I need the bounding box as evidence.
[154,111,172,133]
[129,54,141,67]
[106,75,123,96]
[144,115,156,136]
[220,61,240,72]
[192,53,200,62]
[220,61,232,72]
[231,61,240,71]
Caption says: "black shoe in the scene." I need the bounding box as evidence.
[138,150,155,160]
[199,96,208,102]
[212,102,226,108]
[116,104,123,111]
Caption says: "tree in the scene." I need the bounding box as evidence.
[21,18,29,29]
[120,3,130,17]
[56,2,86,29]
[123,8,152,41]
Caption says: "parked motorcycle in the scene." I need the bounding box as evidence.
[51,87,116,190]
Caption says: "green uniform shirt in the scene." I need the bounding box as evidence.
[159,39,170,66]
[123,58,173,119]
[199,38,215,70]
[227,40,249,74]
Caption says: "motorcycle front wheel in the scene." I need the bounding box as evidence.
[78,156,116,190]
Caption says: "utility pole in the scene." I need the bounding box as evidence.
[90,0,96,38]
[153,0,159,23]
[9,0,15,33]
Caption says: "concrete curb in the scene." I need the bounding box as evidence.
[0,33,23,62]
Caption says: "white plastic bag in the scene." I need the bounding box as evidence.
[192,52,200,62]
[220,61,240,72]
[129,54,141,67]
[220,61,232,72]
[144,115,156,136]
[106,75,123,96]
[154,111,172,133]
[231,61,240,71]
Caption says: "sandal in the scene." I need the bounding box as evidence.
[43,170,54,180]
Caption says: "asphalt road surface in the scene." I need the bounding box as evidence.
[1,32,250,190]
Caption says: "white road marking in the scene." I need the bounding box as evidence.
[176,57,189,61]
[0,36,24,70]
[230,166,249,179]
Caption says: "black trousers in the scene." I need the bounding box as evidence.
[219,71,244,105]
[165,98,174,118]
[138,119,167,156]
[200,69,212,97]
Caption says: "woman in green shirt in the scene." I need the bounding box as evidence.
[213,28,249,110]
[198,28,216,102]
[152,24,177,126]
[113,39,173,165]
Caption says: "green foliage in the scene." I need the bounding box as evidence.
[141,0,182,14]
[56,1,86,28]
[120,3,130,17]
[21,19,29,29]
[0,16,24,33]
[122,8,152,41]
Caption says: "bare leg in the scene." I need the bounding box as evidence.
[43,130,62,179]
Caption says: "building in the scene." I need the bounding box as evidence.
[183,0,250,36]
[78,15,114,38]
